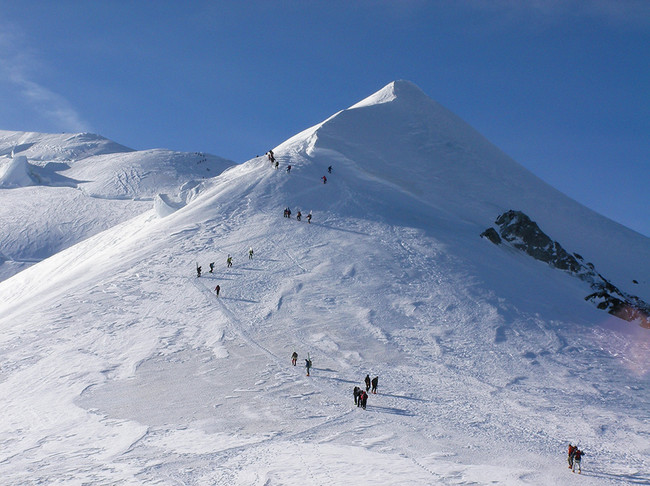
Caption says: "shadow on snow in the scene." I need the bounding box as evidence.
[368,405,414,416]
[580,470,650,485]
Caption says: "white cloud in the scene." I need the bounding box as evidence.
[0,24,90,133]
[6,70,90,133]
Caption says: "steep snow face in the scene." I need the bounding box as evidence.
[311,79,530,209]
[348,79,401,108]
[0,155,35,187]
[277,80,650,298]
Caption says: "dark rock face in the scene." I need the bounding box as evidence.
[479,227,501,245]
[494,211,582,273]
[482,210,650,328]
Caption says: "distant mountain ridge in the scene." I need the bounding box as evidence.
[0,130,235,281]
[0,130,134,162]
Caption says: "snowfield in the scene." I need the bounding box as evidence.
[0,81,648,485]
[0,132,233,282]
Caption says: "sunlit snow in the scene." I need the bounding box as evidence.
[0,81,648,485]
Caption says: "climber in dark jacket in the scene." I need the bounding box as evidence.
[353,386,361,405]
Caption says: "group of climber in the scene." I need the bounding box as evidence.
[319,166,332,183]
[296,351,591,470]
[353,386,368,409]
[267,150,296,174]
[291,351,313,376]
[291,351,378,411]
[266,149,281,169]
[284,207,312,223]
[196,247,255,297]
[353,375,378,410]
[266,150,279,169]
[267,149,332,214]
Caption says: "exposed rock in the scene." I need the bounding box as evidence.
[494,210,582,273]
[480,227,501,245]
[482,210,650,327]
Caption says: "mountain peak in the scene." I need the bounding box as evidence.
[348,80,429,110]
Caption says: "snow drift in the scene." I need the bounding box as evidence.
[0,155,35,187]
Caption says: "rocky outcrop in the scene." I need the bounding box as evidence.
[482,210,650,328]
[493,211,583,273]
[479,227,501,245]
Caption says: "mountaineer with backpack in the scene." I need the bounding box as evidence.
[353,386,361,406]
[567,444,576,469]
[572,448,584,474]
[359,390,368,409]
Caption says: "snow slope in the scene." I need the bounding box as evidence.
[280,81,650,298]
[0,130,133,161]
[0,131,234,281]
[0,81,648,485]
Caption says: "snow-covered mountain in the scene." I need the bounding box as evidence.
[0,131,234,281]
[0,130,134,161]
[0,81,648,485]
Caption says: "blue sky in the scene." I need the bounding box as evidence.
[1,1,648,236]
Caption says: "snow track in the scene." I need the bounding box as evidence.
[1,85,649,484]
[192,277,282,365]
